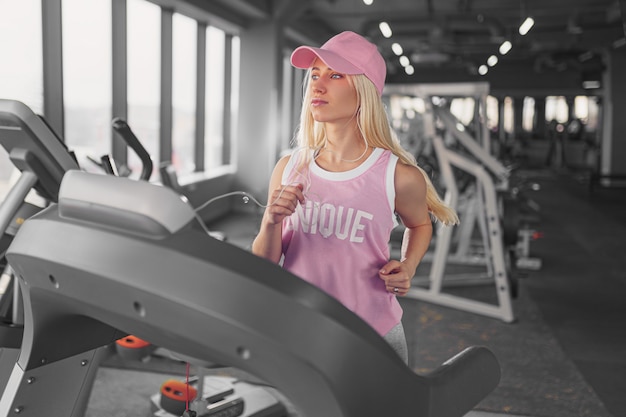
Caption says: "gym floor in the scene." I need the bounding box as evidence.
[86,142,626,417]
[518,166,626,417]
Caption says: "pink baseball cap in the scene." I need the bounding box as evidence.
[290,31,386,95]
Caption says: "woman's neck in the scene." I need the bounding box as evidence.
[313,124,371,170]
[322,139,368,163]
[322,123,366,160]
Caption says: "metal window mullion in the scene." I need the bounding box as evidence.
[111,0,128,164]
[41,0,64,138]
[291,66,304,145]
[159,8,173,165]
[194,22,207,172]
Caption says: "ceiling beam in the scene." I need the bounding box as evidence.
[204,0,270,20]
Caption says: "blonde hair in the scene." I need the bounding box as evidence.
[292,72,459,226]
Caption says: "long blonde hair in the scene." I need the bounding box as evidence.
[292,72,459,226]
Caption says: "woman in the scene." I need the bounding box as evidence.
[252,31,458,363]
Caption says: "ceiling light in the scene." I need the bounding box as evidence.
[582,80,601,89]
[363,0,373,5]
[399,55,410,67]
[487,55,498,67]
[499,41,512,55]
[518,17,534,35]
[478,65,488,75]
[567,16,582,35]
[404,65,415,75]
[391,43,403,56]
[379,22,392,38]
[613,38,626,48]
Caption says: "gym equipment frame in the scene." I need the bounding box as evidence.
[385,84,515,323]
[0,99,82,397]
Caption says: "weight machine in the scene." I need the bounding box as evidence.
[386,83,538,323]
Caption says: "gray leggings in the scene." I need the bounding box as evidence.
[383,322,408,364]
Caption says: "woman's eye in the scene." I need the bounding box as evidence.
[310,72,342,80]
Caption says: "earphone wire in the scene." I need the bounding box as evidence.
[192,146,328,236]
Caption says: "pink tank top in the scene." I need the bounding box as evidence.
[281,148,402,336]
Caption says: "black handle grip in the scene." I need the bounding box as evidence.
[111,118,153,181]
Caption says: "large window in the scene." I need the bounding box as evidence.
[573,95,600,130]
[172,13,197,176]
[205,27,226,170]
[229,35,241,166]
[545,96,569,123]
[127,0,161,176]
[1,0,238,198]
[0,0,43,112]
[62,0,112,171]
[502,96,514,135]
[0,0,43,198]
[450,97,475,126]
[522,97,536,132]
[485,95,499,132]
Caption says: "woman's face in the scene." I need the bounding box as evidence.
[308,58,359,125]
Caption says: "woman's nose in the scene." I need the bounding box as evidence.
[311,78,325,93]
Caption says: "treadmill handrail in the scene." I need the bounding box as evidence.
[0,99,79,202]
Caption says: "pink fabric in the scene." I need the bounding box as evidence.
[281,148,402,335]
[290,31,386,95]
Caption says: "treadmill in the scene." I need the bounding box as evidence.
[1,100,500,417]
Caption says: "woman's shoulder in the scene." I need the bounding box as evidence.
[394,159,426,193]
[275,148,312,183]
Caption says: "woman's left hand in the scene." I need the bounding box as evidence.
[378,259,415,297]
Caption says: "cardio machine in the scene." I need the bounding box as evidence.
[1,100,500,417]
[0,99,156,331]
[0,99,81,388]
[0,99,264,415]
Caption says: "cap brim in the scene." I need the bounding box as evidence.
[290,46,363,75]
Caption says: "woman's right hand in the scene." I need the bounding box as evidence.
[252,156,302,263]
[264,183,305,225]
